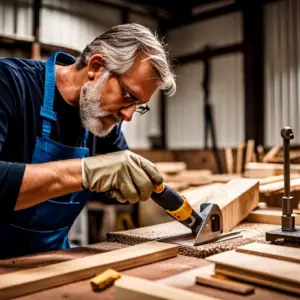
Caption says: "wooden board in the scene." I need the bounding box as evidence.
[260,178,300,195]
[163,170,213,186]
[258,174,299,185]
[115,274,219,300]
[206,250,300,295]
[208,174,242,183]
[246,207,300,225]
[0,241,178,299]
[225,148,234,174]
[237,242,300,264]
[245,140,255,166]
[201,179,259,232]
[236,143,245,174]
[195,264,254,295]
[244,162,300,178]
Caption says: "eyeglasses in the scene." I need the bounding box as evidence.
[116,76,150,116]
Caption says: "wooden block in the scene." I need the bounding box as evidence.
[263,145,281,163]
[257,145,264,162]
[115,274,219,300]
[0,241,178,299]
[246,207,300,225]
[201,179,259,232]
[195,265,254,295]
[225,148,234,174]
[90,268,121,291]
[236,143,245,174]
[155,162,187,175]
[245,140,255,166]
[258,174,299,185]
[206,250,300,295]
[237,242,300,264]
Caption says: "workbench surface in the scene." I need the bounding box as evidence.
[0,241,298,300]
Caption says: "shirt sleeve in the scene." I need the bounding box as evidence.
[0,66,26,221]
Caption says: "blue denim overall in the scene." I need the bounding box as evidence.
[0,52,91,258]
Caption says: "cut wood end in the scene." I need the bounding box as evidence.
[90,268,121,292]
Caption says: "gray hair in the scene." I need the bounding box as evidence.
[76,23,176,96]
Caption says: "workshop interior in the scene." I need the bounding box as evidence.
[1,0,300,299]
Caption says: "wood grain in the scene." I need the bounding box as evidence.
[237,242,300,264]
[225,148,234,174]
[201,179,259,232]
[115,274,219,300]
[0,242,178,299]
[245,140,255,166]
[206,250,300,295]
[236,143,245,174]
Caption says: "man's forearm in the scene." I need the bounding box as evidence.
[15,158,83,210]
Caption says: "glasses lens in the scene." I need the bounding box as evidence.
[135,105,149,115]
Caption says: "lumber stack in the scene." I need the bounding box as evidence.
[206,242,300,295]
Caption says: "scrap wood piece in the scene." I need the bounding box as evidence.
[206,250,300,295]
[0,241,178,300]
[259,178,300,195]
[246,207,300,225]
[256,145,264,162]
[244,139,255,166]
[165,181,190,192]
[195,264,254,295]
[262,145,281,163]
[225,148,234,174]
[237,242,300,264]
[236,143,245,174]
[155,162,187,175]
[163,170,213,184]
[115,274,219,300]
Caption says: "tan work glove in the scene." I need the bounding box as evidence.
[81,150,163,204]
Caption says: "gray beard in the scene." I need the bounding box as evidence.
[79,70,118,137]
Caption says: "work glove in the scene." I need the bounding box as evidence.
[81,150,163,204]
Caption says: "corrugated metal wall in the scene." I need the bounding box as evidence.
[264,0,300,146]
[167,12,243,149]
[0,0,160,149]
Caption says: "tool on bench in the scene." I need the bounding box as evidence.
[266,126,300,243]
[151,183,241,246]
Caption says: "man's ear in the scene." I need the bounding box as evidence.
[87,54,105,80]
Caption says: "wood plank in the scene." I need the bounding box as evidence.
[0,241,178,300]
[195,264,254,295]
[208,174,242,183]
[237,242,300,264]
[262,145,281,163]
[245,162,300,178]
[115,274,219,300]
[257,144,264,162]
[244,139,255,166]
[258,174,299,185]
[155,162,187,175]
[163,170,213,184]
[246,207,300,225]
[236,143,245,174]
[225,148,234,174]
[259,178,300,195]
[201,179,259,232]
[206,250,300,295]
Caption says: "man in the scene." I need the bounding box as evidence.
[0,23,176,258]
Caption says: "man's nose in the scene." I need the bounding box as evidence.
[119,105,136,122]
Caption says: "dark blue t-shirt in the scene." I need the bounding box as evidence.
[0,57,128,219]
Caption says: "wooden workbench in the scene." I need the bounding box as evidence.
[0,241,298,300]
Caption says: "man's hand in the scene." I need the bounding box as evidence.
[81,150,163,204]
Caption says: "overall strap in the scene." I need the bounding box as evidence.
[41,52,76,138]
[82,129,89,148]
